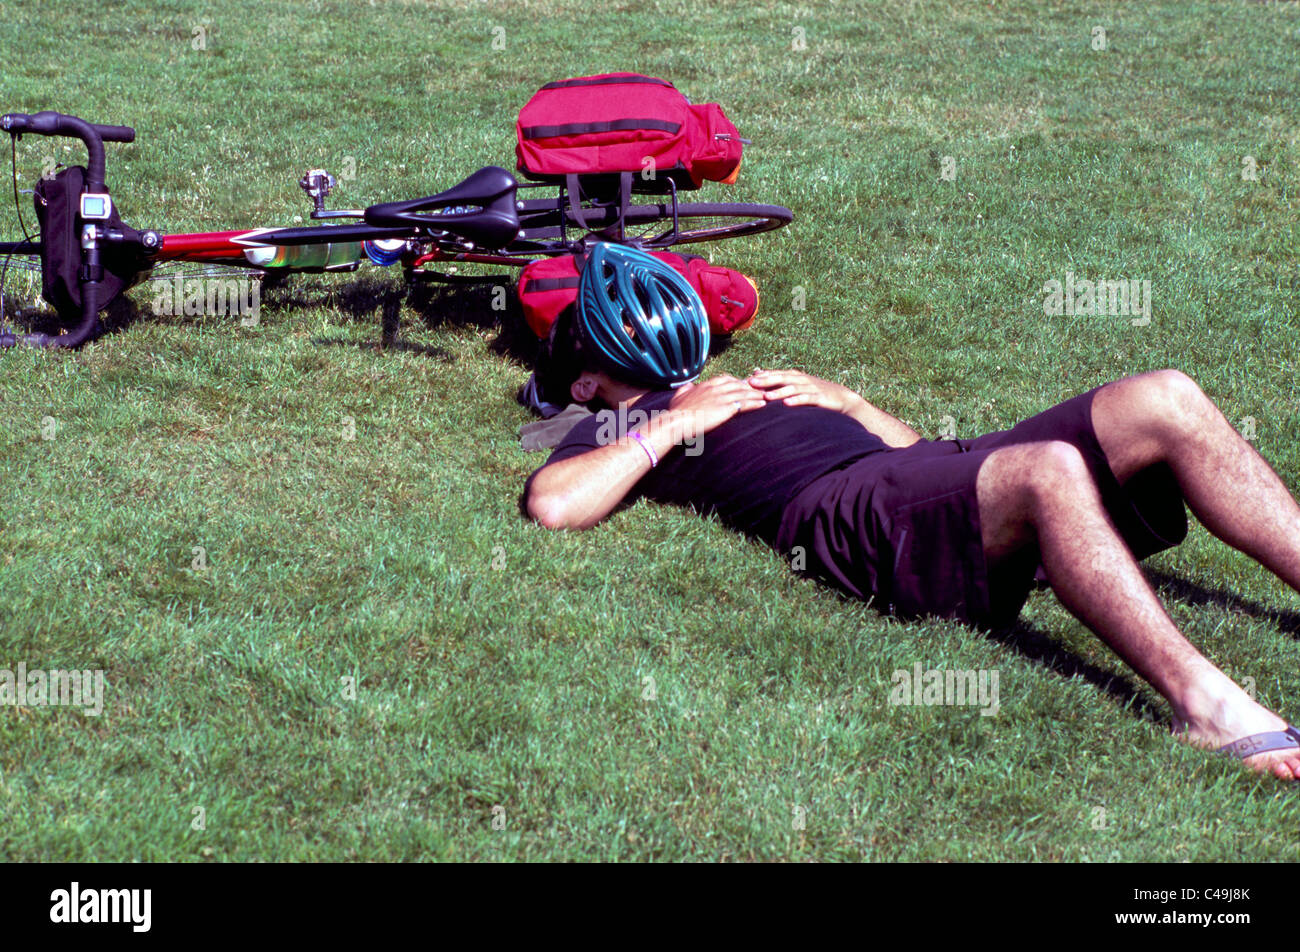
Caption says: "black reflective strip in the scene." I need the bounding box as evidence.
[540,76,673,91]
[522,118,681,140]
[527,277,580,292]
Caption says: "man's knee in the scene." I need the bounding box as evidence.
[980,440,1093,510]
[1021,440,1093,501]
[977,440,1094,556]
[1131,368,1212,430]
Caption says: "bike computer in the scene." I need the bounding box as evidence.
[79,192,112,220]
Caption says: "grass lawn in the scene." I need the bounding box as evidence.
[1,0,1298,861]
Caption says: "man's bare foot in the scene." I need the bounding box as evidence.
[1171,671,1300,780]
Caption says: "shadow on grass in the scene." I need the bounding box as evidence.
[405,272,540,366]
[337,268,741,369]
[274,269,542,364]
[987,608,1166,725]
[99,296,143,337]
[0,293,142,343]
[980,564,1300,728]
[18,267,742,374]
[1144,566,1300,637]
[797,570,1168,724]
[313,276,454,358]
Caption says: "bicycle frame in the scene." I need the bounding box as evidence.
[1,110,791,348]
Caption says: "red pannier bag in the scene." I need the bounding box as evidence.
[518,250,759,339]
[515,73,744,189]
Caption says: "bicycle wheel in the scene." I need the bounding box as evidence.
[512,198,791,255]
[621,202,793,247]
[0,251,44,316]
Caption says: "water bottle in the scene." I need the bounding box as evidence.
[243,241,366,270]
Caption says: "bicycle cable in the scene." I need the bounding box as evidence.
[1,134,39,333]
[10,135,35,244]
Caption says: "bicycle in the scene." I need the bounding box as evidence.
[0,111,793,349]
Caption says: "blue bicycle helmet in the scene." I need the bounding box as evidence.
[576,242,710,389]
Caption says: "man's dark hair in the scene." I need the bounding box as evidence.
[535,305,608,409]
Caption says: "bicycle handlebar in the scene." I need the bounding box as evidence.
[2,112,135,143]
[0,111,138,349]
[1,111,136,191]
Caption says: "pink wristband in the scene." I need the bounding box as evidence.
[629,430,659,467]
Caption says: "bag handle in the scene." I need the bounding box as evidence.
[564,173,632,240]
[564,174,594,233]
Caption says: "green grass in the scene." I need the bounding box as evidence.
[2,0,1300,861]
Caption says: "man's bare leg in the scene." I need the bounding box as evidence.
[977,439,1300,779]
[1091,369,1300,590]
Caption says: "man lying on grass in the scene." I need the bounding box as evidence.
[522,243,1300,780]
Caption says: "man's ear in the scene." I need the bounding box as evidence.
[570,371,601,405]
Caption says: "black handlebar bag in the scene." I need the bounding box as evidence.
[33,165,145,325]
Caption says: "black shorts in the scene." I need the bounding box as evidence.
[774,385,1188,628]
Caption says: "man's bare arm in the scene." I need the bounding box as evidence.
[747,369,922,447]
[526,410,685,530]
[841,395,923,448]
[526,375,768,530]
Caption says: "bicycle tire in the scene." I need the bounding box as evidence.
[621,202,793,247]
[513,200,791,254]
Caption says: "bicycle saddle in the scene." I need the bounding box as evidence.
[364,166,520,249]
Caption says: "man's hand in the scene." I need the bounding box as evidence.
[746,368,923,448]
[746,369,867,415]
[666,373,767,440]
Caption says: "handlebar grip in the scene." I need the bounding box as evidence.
[92,123,134,143]
[18,112,59,134]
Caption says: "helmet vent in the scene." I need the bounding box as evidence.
[576,243,710,388]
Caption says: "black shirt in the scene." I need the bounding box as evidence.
[528,389,892,544]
